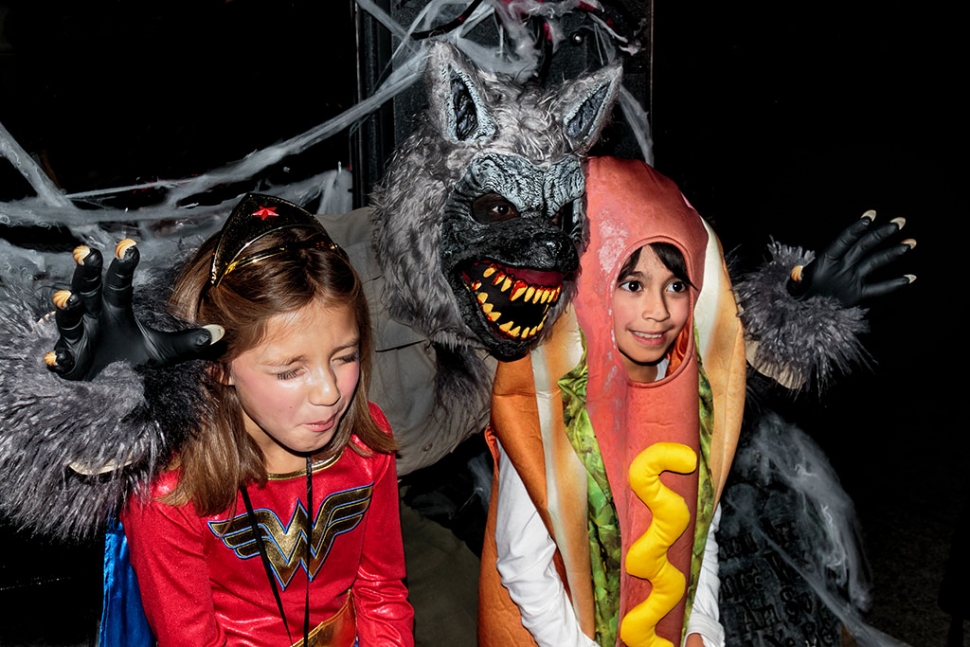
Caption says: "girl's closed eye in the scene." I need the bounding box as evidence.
[336,349,361,365]
[276,367,302,381]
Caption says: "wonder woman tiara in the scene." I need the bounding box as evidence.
[210,193,340,287]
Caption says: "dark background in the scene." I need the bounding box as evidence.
[651,2,964,643]
[0,1,963,645]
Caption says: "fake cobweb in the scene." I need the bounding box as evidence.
[719,413,914,647]
[0,0,651,286]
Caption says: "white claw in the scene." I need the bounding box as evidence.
[203,324,226,344]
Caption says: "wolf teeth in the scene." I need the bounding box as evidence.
[467,264,565,340]
[511,281,528,302]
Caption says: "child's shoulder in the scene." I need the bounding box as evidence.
[122,467,202,531]
[143,467,183,500]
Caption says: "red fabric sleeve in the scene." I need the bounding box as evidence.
[121,478,226,647]
[354,404,414,646]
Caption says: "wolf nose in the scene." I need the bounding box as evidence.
[540,238,563,256]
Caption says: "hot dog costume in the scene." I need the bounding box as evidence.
[479,157,747,647]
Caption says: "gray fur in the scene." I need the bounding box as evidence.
[373,43,620,408]
[0,279,204,539]
[734,242,870,391]
[0,290,151,538]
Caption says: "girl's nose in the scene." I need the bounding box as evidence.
[308,369,340,406]
[641,293,670,322]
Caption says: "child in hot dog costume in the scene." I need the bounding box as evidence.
[480,156,752,647]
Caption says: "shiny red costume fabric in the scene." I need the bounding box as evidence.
[122,404,413,647]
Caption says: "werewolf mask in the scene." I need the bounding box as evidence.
[374,44,621,361]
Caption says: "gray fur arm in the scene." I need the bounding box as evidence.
[0,283,202,540]
[734,241,869,391]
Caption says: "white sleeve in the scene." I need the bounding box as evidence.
[495,441,599,647]
[683,506,725,647]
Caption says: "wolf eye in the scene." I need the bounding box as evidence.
[551,201,575,231]
[472,193,519,224]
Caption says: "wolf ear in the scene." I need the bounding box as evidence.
[557,63,623,154]
[426,43,496,143]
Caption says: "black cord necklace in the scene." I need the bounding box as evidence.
[241,454,314,646]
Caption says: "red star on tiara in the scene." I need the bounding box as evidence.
[252,206,279,220]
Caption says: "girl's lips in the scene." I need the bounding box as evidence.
[630,330,669,347]
[305,416,337,433]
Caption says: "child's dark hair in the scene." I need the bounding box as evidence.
[163,225,396,514]
[617,241,694,287]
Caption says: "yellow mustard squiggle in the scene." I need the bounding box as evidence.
[619,442,698,647]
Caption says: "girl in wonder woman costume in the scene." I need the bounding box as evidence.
[121,194,414,646]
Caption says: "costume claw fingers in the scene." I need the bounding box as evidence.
[905,274,916,283]
[202,324,226,344]
[73,246,92,265]
[790,265,804,282]
[902,238,916,249]
[890,217,906,230]
[44,348,75,372]
[861,210,876,221]
[52,289,73,309]
[115,238,137,260]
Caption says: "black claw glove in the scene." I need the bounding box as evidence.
[48,241,221,381]
[787,211,916,307]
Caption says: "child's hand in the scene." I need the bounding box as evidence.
[45,240,223,381]
[684,633,706,647]
[787,210,916,307]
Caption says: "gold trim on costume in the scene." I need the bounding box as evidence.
[268,451,342,481]
[289,593,358,647]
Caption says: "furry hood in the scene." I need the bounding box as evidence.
[372,44,621,362]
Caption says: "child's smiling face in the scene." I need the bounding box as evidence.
[612,245,690,383]
[228,299,361,473]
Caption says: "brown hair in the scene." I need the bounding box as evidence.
[165,225,396,514]
[617,241,694,288]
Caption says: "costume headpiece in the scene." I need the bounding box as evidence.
[210,193,339,287]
